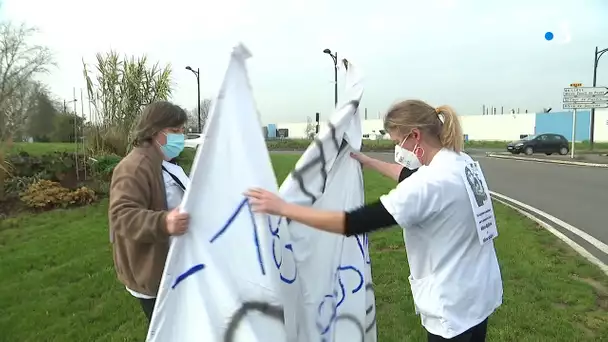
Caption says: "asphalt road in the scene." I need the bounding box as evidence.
[490,152,608,164]
[366,151,608,263]
[475,157,607,242]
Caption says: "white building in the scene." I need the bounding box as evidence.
[269,109,608,142]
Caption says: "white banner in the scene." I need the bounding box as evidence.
[147,45,375,342]
[279,59,377,342]
[147,44,298,342]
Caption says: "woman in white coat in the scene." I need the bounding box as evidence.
[246,99,503,342]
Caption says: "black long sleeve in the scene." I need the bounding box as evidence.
[344,201,396,236]
[343,167,419,236]
[398,167,417,182]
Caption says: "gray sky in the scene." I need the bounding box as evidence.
[2,0,608,124]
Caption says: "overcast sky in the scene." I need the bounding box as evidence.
[2,0,608,124]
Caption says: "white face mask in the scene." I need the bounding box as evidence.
[394,135,422,170]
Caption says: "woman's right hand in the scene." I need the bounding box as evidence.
[350,152,374,167]
[165,208,190,236]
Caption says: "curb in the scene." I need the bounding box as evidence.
[485,153,608,168]
[490,192,608,276]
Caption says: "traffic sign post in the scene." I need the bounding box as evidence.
[563,102,608,109]
[571,109,577,159]
[562,86,608,110]
[562,86,608,157]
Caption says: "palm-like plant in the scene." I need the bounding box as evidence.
[0,145,13,201]
[83,51,172,156]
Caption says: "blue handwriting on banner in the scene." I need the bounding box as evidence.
[267,216,298,284]
[209,197,266,275]
[315,233,376,339]
[316,264,365,335]
[172,197,266,289]
[355,234,371,265]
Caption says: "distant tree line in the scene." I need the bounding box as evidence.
[0,22,84,143]
[0,19,214,153]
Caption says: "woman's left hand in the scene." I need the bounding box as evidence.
[245,188,287,216]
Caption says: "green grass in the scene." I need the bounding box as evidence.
[0,154,607,341]
[8,140,608,156]
[268,139,608,153]
[8,142,79,155]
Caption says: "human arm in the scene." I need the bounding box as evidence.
[279,203,346,234]
[351,152,417,182]
[245,189,397,236]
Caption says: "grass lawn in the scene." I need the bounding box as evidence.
[8,142,79,155]
[5,141,608,157]
[0,154,607,341]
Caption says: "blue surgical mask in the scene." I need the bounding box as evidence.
[160,133,185,159]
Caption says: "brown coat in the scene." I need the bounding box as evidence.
[108,142,170,296]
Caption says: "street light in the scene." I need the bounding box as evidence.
[185,66,201,132]
[590,46,608,150]
[63,98,77,113]
[323,48,338,107]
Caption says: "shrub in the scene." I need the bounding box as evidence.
[0,150,10,201]
[90,154,122,181]
[4,175,41,196]
[175,148,196,172]
[87,180,110,196]
[87,126,132,157]
[8,151,86,180]
[19,180,96,209]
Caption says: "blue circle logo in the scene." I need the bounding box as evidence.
[545,32,554,41]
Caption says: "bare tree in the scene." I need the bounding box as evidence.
[305,116,316,139]
[0,22,54,140]
[3,80,40,141]
[188,98,212,132]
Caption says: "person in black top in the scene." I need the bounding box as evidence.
[340,152,417,234]
[246,99,498,342]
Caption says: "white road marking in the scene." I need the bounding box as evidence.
[491,192,608,276]
[486,154,608,168]
[491,191,608,254]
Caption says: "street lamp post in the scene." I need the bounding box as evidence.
[185,66,201,132]
[590,46,608,150]
[323,48,338,107]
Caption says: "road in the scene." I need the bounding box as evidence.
[476,156,607,242]
[366,151,608,264]
[489,151,608,164]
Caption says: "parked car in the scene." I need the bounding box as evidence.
[184,133,205,149]
[506,133,570,156]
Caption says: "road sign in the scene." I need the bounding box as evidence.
[563,96,608,103]
[563,102,608,109]
[562,86,608,109]
[563,86,608,96]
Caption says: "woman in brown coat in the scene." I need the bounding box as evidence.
[108,101,191,323]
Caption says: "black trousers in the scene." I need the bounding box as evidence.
[427,318,488,342]
[139,298,156,322]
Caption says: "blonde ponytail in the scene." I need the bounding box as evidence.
[383,100,464,152]
[436,105,464,152]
